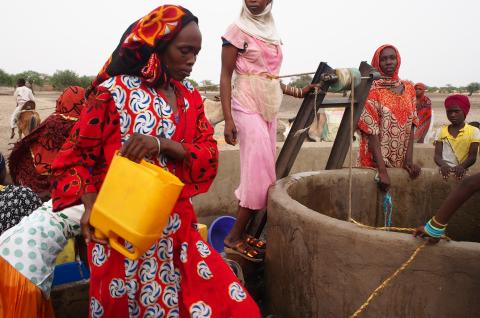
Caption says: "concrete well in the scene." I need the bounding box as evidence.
[266,168,480,318]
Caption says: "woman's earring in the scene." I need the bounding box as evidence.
[141,53,160,83]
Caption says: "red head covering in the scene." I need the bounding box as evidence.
[445,94,470,117]
[414,83,426,91]
[371,44,401,80]
[88,5,198,93]
[55,86,85,117]
[371,44,402,89]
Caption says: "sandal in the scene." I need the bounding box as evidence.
[245,235,266,250]
[224,241,264,263]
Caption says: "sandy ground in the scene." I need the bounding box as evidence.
[1,86,479,163]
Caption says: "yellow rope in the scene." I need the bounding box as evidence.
[349,218,451,240]
[350,241,427,318]
[348,218,450,318]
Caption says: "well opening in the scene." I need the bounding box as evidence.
[266,168,480,317]
[287,168,480,242]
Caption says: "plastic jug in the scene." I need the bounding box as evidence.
[90,154,184,260]
[196,223,208,241]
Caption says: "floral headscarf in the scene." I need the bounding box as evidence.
[89,5,198,92]
[371,44,402,89]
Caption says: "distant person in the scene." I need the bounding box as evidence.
[307,109,329,142]
[220,0,318,262]
[357,44,421,192]
[413,83,432,143]
[434,95,479,180]
[9,86,85,197]
[414,172,480,243]
[11,78,35,139]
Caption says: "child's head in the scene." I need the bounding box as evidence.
[16,78,26,87]
[444,94,470,126]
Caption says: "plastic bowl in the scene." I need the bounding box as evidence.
[207,216,236,253]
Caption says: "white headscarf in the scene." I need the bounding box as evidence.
[235,0,281,45]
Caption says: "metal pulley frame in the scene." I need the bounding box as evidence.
[248,61,379,238]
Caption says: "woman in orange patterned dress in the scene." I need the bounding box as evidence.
[357,44,421,191]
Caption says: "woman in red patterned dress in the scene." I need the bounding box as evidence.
[9,86,85,197]
[50,5,260,318]
[413,82,432,143]
[357,44,421,191]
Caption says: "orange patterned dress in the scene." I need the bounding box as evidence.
[357,82,418,168]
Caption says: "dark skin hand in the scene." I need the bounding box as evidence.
[403,127,421,179]
[367,133,420,190]
[434,143,472,181]
[80,192,107,244]
[80,21,202,244]
[220,44,238,145]
[414,172,480,243]
[368,134,390,191]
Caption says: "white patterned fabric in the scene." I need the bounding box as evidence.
[0,200,83,297]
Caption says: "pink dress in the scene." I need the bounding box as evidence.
[222,24,283,210]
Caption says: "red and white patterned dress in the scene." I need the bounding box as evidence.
[357,81,418,168]
[51,76,260,318]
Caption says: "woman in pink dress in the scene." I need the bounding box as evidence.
[220,0,316,261]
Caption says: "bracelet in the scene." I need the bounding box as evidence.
[151,135,161,157]
[424,218,446,238]
[298,87,304,98]
[432,216,447,228]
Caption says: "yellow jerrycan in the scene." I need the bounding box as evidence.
[90,154,184,260]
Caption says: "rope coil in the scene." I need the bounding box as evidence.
[330,68,361,93]
[348,218,450,318]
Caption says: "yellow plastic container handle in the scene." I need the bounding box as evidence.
[90,152,184,260]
